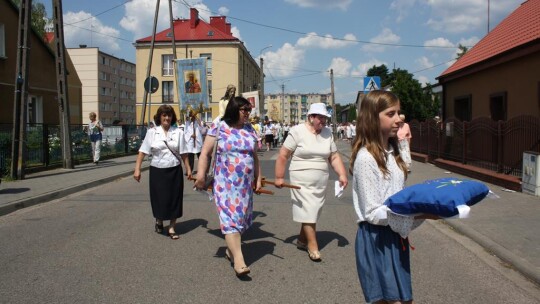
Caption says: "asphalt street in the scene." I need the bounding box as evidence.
[0,148,539,303]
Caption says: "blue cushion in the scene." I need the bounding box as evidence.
[384,178,489,217]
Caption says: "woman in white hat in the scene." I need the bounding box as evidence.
[274,103,348,261]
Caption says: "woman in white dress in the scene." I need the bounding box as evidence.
[274,103,348,261]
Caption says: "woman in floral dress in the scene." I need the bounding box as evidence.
[196,96,262,277]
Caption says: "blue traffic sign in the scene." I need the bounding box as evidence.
[362,76,381,93]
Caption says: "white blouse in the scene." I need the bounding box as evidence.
[183,119,203,154]
[139,126,187,168]
[352,147,423,237]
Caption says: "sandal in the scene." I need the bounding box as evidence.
[307,249,322,262]
[168,230,179,240]
[155,222,164,234]
[296,240,307,251]
[234,266,250,277]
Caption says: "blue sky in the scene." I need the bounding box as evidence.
[43,0,524,104]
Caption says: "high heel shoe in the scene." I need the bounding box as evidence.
[234,266,250,277]
[155,222,164,234]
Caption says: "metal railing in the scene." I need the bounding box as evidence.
[409,115,540,177]
[0,123,147,175]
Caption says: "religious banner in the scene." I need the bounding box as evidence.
[267,99,281,121]
[241,90,260,118]
[175,58,209,112]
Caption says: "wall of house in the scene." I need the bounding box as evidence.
[1,0,82,125]
[443,51,540,120]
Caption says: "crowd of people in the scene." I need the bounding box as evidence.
[132,88,430,303]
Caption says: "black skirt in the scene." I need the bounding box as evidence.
[149,165,183,220]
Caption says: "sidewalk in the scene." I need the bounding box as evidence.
[0,155,149,216]
[335,139,540,284]
[0,143,539,284]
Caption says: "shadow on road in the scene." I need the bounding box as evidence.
[175,218,209,235]
[0,187,30,194]
[283,231,350,250]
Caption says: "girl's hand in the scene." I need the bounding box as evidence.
[338,174,348,189]
[186,169,192,180]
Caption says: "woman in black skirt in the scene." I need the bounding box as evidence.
[134,105,191,239]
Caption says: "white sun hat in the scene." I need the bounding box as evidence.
[307,103,331,118]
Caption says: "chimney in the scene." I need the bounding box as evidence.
[210,16,230,34]
[190,8,199,28]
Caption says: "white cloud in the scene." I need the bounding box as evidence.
[217,6,229,16]
[296,33,357,49]
[120,0,185,39]
[416,75,430,87]
[231,27,242,40]
[362,28,400,53]
[425,0,523,33]
[63,11,121,53]
[390,0,417,22]
[328,57,352,78]
[416,56,433,70]
[424,37,454,48]
[351,59,388,77]
[284,0,352,10]
[458,36,480,48]
[262,43,305,77]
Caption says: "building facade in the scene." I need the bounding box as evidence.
[437,0,540,121]
[134,8,261,123]
[0,0,82,125]
[67,47,136,125]
[264,93,333,123]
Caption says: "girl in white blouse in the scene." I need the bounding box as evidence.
[351,91,437,304]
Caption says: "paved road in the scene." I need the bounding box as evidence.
[0,150,539,303]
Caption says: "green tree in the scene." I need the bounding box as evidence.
[390,69,438,121]
[366,64,391,87]
[12,0,48,38]
[347,105,357,122]
[456,44,469,59]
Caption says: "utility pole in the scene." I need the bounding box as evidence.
[11,0,32,180]
[168,0,179,114]
[330,69,336,136]
[139,0,161,126]
[281,83,285,122]
[52,0,73,169]
[259,57,264,119]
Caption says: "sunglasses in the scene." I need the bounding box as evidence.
[240,107,252,113]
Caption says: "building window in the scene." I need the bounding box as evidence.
[0,23,6,58]
[162,54,174,76]
[162,81,174,103]
[490,92,507,121]
[27,95,43,124]
[200,53,212,75]
[454,95,472,121]
[101,87,106,95]
[208,80,212,100]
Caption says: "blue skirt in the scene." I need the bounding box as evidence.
[355,222,412,303]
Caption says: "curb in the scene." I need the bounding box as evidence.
[444,219,540,284]
[0,166,149,217]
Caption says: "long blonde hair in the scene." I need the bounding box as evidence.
[349,90,408,178]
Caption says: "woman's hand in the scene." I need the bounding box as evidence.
[274,177,284,188]
[133,168,141,182]
[194,176,206,191]
[338,174,348,189]
[186,169,193,180]
[255,180,263,194]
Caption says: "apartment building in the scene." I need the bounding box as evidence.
[67,47,136,125]
[134,8,261,123]
[264,93,333,123]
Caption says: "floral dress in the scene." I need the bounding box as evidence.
[208,121,258,234]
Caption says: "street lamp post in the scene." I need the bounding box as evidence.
[259,45,272,119]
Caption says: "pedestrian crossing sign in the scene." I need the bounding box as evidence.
[362,76,381,93]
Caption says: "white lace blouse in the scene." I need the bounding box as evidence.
[352,147,423,237]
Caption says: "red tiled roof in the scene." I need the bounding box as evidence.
[136,8,238,43]
[439,0,540,78]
